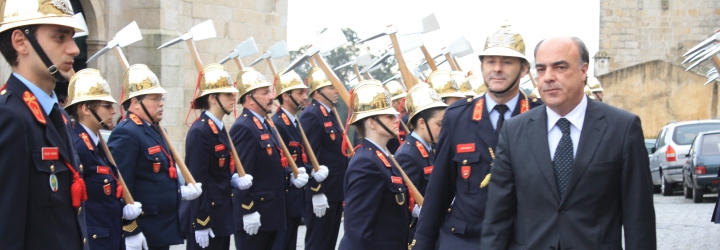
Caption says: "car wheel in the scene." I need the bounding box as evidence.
[661,174,675,196]
[683,181,693,199]
[693,186,704,203]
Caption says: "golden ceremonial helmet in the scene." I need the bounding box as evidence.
[465,69,487,96]
[274,69,307,98]
[121,64,166,104]
[405,83,447,122]
[587,77,604,93]
[384,80,407,101]
[584,85,596,100]
[197,63,238,98]
[478,22,526,61]
[0,0,85,33]
[236,67,272,99]
[306,67,332,94]
[64,68,116,109]
[452,71,475,97]
[426,70,465,99]
[348,80,398,124]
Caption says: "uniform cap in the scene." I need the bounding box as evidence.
[65,68,116,109]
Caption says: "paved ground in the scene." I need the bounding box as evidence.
[171,192,719,250]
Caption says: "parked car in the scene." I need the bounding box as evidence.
[682,131,720,203]
[100,129,111,142]
[645,139,656,155]
[649,120,720,196]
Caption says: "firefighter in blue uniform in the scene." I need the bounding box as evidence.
[0,1,90,249]
[108,64,203,250]
[411,23,543,249]
[395,83,448,242]
[270,70,328,250]
[300,67,349,250]
[184,64,252,250]
[384,80,409,154]
[338,80,409,249]
[230,67,309,250]
[66,69,144,250]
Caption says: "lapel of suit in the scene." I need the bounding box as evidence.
[527,107,561,203]
[559,100,608,205]
[472,95,499,149]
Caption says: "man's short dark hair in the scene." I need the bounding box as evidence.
[239,89,257,105]
[534,37,589,68]
[121,95,145,111]
[0,26,38,67]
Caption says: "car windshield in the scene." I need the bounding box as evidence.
[673,123,720,145]
[701,133,720,156]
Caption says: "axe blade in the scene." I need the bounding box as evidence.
[317,28,349,54]
[683,34,719,57]
[381,73,401,85]
[248,53,269,67]
[282,54,309,75]
[157,35,186,49]
[86,46,112,63]
[359,32,387,44]
[72,13,89,38]
[268,40,289,59]
[190,20,216,41]
[218,52,238,65]
[704,73,718,85]
[116,21,143,47]
[361,53,392,73]
[236,37,259,59]
[421,13,440,34]
[682,47,707,64]
[333,61,354,71]
[449,36,474,58]
[398,34,423,53]
[686,46,720,71]
[356,53,373,67]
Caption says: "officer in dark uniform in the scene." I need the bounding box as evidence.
[412,23,543,249]
[395,83,448,241]
[300,67,349,250]
[108,64,203,250]
[385,80,409,154]
[231,67,308,250]
[184,64,251,250]
[66,69,144,250]
[0,1,90,249]
[338,80,409,249]
[270,70,327,250]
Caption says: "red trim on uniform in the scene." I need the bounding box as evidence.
[22,91,46,125]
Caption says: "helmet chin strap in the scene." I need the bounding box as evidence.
[213,94,231,115]
[138,98,157,125]
[23,28,67,83]
[89,108,110,130]
[421,113,436,152]
[249,94,271,114]
[318,91,335,107]
[288,93,304,111]
[373,116,397,139]
[488,68,522,95]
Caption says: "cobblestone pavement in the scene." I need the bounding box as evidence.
[171,193,719,250]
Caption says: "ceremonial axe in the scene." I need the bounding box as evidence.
[157,20,216,71]
[248,40,288,75]
[334,53,373,80]
[218,37,259,70]
[86,21,143,67]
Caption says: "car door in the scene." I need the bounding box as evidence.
[650,128,668,183]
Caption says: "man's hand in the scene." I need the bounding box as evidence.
[181,182,203,200]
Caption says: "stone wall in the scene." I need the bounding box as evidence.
[599,0,720,72]
[598,60,716,138]
[0,0,289,155]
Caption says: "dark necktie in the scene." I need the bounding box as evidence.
[494,104,509,133]
[49,104,68,146]
[553,118,574,196]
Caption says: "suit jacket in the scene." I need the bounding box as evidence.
[0,75,87,250]
[107,111,182,247]
[73,124,125,250]
[299,100,349,203]
[481,99,656,250]
[338,139,409,249]
[183,112,236,237]
[272,109,309,218]
[229,108,287,232]
[413,93,541,250]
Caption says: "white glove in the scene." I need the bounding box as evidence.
[181,182,203,200]
[243,211,261,235]
[412,204,422,218]
[194,228,215,248]
[122,202,142,220]
[312,193,330,218]
[125,232,148,250]
[291,168,309,188]
[232,173,253,190]
[311,165,329,182]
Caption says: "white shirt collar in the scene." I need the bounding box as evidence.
[248,109,266,125]
[317,100,332,113]
[80,123,99,146]
[485,92,520,114]
[365,138,389,156]
[281,107,297,125]
[204,111,224,130]
[14,72,58,115]
[546,95,588,132]
[410,131,430,150]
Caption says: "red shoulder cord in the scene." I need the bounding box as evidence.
[64,160,88,208]
[158,146,177,179]
[184,71,203,127]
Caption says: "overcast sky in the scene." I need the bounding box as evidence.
[287,0,600,75]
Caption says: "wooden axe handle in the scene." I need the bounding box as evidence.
[186,40,204,72]
[266,114,301,178]
[312,53,351,105]
[296,119,321,172]
[332,107,354,156]
[225,128,246,176]
[157,124,196,184]
[99,135,135,204]
[389,155,423,206]
[389,32,418,89]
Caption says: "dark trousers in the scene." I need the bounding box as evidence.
[234,230,277,250]
[272,216,301,250]
[437,225,479,250]
[303,201,343,250]
[149,247,170,250]
[186,234,231,250]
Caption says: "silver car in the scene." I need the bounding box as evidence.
[649,120,720,196]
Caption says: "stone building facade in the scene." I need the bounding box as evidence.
[597,0,720,137]
[0,0,290,154]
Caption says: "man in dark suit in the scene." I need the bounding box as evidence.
[480,36,656,250]
[0,1,90,249]
[300,67,349,250]
[412,23,542,250]
[109,64,202,250]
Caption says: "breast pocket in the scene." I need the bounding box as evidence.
[143,146,168,182]
[452,151,483,194]
[31,150,68,208]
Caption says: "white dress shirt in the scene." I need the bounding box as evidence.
[485,93,520,130]
[547,95,588,160]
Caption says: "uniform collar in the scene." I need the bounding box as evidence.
[546,95,587,132]
[14,72,58,115]
[204,110,224,130]
[317,100,332,113]
[80,123,99,146]
[248,109,266,124]
[365,138,389,156]
[485,91,520,114]
[410,131,430,150]
[281,107,297,125]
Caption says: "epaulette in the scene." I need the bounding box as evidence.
[207,119,218,134]
[129,113,143,125]
[0,88,10,105]
[80,133,94,151]
[446,95,475,110]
